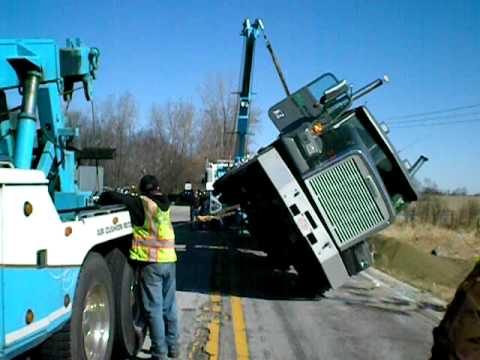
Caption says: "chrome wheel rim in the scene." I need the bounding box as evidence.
[82,283,111,360]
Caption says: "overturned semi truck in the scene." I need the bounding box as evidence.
[214,73,427,292]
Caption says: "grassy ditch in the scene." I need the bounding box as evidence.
[371,194,480,301]
[370,234,476,301]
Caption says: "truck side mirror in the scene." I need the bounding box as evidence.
[320,80,349,104]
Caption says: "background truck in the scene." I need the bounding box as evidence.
[0,39,145,359]
[215,72,427,293]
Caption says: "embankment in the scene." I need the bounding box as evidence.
[370,235,476,301]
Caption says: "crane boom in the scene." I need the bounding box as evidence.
[234,18,264,161]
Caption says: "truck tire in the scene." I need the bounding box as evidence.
[106,247,147,358]
[292,242,327,298]
[37,252,115,360]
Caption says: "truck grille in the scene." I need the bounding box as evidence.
[306,155,391,249]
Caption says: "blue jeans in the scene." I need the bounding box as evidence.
[139,262,179,357]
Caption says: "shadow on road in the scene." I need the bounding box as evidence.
[175,224,322,301]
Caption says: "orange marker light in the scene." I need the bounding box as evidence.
[64,294,71,307]
[26,309,34,324]
[65,227,73,237]
[311,122,324,136]
[23,202,33,217]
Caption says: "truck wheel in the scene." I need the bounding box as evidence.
[293,250,326,298]
[106,247,147,358]
[37,252,115,360]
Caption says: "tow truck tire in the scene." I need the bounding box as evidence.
[106,247,147,358]
[37,252,115,360]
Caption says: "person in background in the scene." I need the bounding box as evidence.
[189,190,201,229]
[99,175,179,360]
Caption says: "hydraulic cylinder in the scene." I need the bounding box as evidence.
[14,71,41,169]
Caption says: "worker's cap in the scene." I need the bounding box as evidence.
[139,175,160,194]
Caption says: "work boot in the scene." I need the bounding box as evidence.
[168,345,180,358]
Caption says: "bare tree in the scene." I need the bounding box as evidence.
[67,93,138,187]
[64,74,263,193]
[197,74,260,162]
[98,93,138,186]
[146,100,199,193]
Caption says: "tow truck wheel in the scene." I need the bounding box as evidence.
[37,252,115,360]
[106,247,147,358]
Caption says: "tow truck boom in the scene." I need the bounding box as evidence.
[0,38,99,211]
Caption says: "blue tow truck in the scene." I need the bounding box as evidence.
[0,39,145,360]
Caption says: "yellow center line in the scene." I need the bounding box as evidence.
[231,296,250,359]
[205,294,222,360]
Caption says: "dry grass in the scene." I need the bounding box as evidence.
[380,221,480,260]
[371,196,480,301]
[370,233,476,302]
[441,195,480,211]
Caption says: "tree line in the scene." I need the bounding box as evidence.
[404,195,480,232]
[403,179,480,233]
[68,76,259,193]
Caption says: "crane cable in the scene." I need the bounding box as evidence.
[90,99,101,193]
[262,32,291,97]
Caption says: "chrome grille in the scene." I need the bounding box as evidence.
[306,155,390,249]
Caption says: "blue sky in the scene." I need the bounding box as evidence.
[3,0,480,193]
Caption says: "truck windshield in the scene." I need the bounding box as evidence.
[300,108,417,206]
[318,117,392,174]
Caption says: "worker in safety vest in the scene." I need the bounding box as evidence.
[99,175,179,360]
[431,260,480,359]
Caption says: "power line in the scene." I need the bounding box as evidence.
[391,117,480,128]
[397,136,426,153]
[386,103,480,120]
[387,111,480,124]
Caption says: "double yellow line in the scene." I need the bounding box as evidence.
[205,294,250,360]
[231,296,249,359]
[205,294,222,359]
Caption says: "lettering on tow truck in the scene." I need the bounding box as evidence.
[96,221,131,236]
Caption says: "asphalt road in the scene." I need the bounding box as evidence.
[162,205,445,360]
[17,205,444,360]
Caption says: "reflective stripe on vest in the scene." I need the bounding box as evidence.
[130,196,177,263]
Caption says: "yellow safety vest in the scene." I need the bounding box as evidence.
[130,196,177,263]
